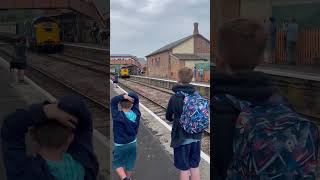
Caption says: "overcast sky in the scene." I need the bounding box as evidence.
[110,0,210,58]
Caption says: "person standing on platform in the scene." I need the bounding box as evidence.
[199,67,204,82]
[1,96,99,180]
[269,17,277,63]
[111,92,140,180]
[166,67,209,180]
[263,18,271,63]
[287,17,299,65]
[282,18,289,50]
[10,36,27,83]
[113,73,119,88]
[193,66,197,82]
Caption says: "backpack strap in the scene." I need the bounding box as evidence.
[178,91,199,97]
[224,94,251,111]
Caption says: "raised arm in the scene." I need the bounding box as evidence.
[128,92,139,111]
[111,94,125,117]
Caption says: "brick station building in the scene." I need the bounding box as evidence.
[110,54,141,74]
[146,23,210,80]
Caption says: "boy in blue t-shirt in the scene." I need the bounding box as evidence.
[111,92,140,180]
[1,96,99,180]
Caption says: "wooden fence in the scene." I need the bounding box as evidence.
[275,28,320,65]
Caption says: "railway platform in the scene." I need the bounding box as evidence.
[256,63,320,81]
[0,56,109,180]
[110,83,210,180]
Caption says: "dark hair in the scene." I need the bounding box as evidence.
[120,99,133,109]
[217,18,266,71]
[32,121,73,149]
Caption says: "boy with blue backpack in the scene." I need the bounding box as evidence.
[166,67,209,180]
[212,18,319,179]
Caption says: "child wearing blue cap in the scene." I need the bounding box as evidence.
[1,96,99,180]
[111,92,140,180]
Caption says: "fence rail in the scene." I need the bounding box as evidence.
[275,29,320,65]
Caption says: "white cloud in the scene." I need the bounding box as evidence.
[111,0,210,57]
[138,0,174,15]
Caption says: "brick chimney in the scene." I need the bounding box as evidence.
[193,22,199,35]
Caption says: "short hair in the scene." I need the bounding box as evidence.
[178,67,193,84]
[217,18,266,71]
[120,99,133,109]
[32,121,73,149]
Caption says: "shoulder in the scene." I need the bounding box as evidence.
[169,93,181,101]
[211,95,238,113]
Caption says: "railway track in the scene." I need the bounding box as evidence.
[46,54,107,74]
[61,53,107,66]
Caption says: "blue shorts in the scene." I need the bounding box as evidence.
[174,141,201,170]
[112,142,137,171]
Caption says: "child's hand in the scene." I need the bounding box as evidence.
[123,94,134,102]
[43,104,78,129]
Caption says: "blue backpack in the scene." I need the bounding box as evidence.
[222,94,320,179]
[179,91,209,134]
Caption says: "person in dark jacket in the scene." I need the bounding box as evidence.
[113,73,119,88]
[1,96,99,180]
[166,67,202,180]
[111,92,140,180]
[211,18,277,179]
[10,36,27,83]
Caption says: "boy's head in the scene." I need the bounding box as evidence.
[120,99,133,111]
[216,18,266,73]
[31,121,74,152]
[177,67,193,84]
[32,95,90,154]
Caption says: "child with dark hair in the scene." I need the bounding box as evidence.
[111,92,140,180]
[10,36,27,83]
[113,73,119,88]
[1,96,99,180]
